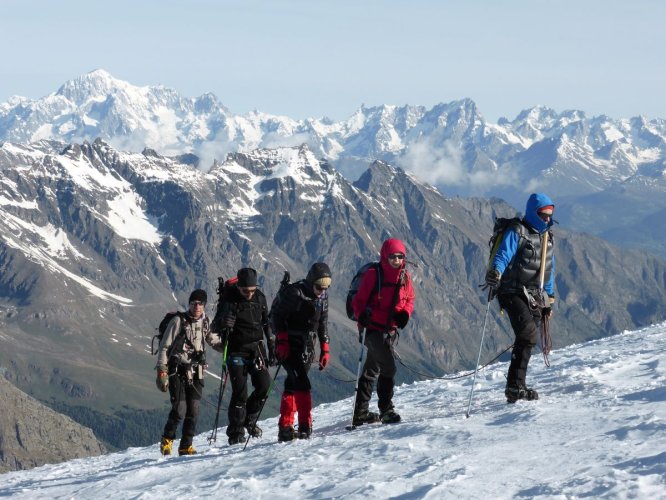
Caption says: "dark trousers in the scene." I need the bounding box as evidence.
[356,329,397,413]
[162,372,202,448]
[498,293,541,387]
[282,333,314,393]
[226,355,271,437]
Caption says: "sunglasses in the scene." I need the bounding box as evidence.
[190,301,206,306]
[239,287,257,294]
[314,285,329,292]
[537,211,553,221]
[388,253,405,260]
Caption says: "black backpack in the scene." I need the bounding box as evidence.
[345,262,382,320]
[268,271,291,332]
[151,311,186,355]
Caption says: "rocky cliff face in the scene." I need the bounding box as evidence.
[0,376,105,473]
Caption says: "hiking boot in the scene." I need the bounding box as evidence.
[297,423,312,439]
[228,434,245,446]
[380,409,401,424]
[245,422,263,438]
[278,425,297,442]
[505,384,539,404]
[352,408,380,426]
[178,445,197,456]
[160,437,174,456]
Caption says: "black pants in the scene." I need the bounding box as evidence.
[163,371,202,448]
[282,333,314,393]
[356,329,397,413]
[226,355,271,437]
[498,293,541,387]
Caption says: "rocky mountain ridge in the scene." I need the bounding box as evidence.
[2,138,666,452]
[0,376,105,473]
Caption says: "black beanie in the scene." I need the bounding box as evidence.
[237,267,258,287]
[188,289,207,304]
[306,262,332,285]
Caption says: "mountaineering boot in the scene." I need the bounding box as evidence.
[297,423,312,439]
[505,384,539,404]
[245,422,263,438]
[379,409,401,424]
[226,424,246,445]
[178,445,197,456]
[228,433,245,445]
[278,425,297,442]
[352,408,380,426]
[160,437,174,456]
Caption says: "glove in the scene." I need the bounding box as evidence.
[267,336,278,367]
[357,309,371,327]
[318,342,330,371]
[276,331,290,361]
[485,268,501,289]
[543,296,555,318]
[394,311,409,329]
[223,315,236,329]
[156,365,169,392]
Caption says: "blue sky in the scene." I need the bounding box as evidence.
[2,0,664,122]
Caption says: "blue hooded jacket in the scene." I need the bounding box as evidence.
[491,193,555,295]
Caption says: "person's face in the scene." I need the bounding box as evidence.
[238,286,257,300]
[537,210,553,223]
[313,283,329,297]
[189,300,205,319]
[387,252,405,269]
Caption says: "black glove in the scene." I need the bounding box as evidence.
[394,311,409,329]
[485,268,501,289]
[267,337,278,367]
[222,314,236,330]
[358,309,371,327]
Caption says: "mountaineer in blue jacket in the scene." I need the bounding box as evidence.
[485,193,556,403]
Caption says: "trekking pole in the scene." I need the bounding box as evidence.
[242,364,282,451]
[346,327,368,431]
[208,341,229,444]
[465,291,492,418]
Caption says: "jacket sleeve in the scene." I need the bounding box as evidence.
[205,323,225,352]
[351,268,378,319]
[156,315,181,368]
[491,228,521,275]
[211,298,235,334]
[317,296,329,345]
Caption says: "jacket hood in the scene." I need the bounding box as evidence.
[525,193,555,233]
[379,238,406,280]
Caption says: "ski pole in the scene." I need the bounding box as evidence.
[346,327,367,430]
[465,292,492,418]
[208,341,229,444]
[242,364,282,451]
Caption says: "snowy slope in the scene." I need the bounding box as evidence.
[1,322,664,499]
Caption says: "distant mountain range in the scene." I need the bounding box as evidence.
[2,69,665,257]
[1,138,666,450]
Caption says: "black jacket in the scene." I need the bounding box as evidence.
[213,288,272,356]
[271,280,329,345]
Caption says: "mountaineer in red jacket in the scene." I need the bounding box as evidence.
[351,238,415,425]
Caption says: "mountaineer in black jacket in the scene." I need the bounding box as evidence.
[212,268,276,445]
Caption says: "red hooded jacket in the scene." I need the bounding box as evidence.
[351,238,415,332]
